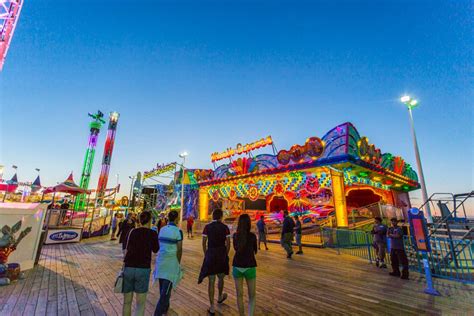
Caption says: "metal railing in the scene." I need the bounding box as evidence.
[404,235,474,283]
[321,227,473,284]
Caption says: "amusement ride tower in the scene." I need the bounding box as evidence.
[74,111,105,210]
[0,0,24,71]
[95,112,120,206]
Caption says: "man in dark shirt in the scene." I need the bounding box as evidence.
[294,215,303,255]
[281,210,295,258]
[198,209,231,314]
[371,217,387,268]
[256,215,269,250]
[122,211,159,315]
[387,217,409,280]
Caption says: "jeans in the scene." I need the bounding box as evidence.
[280,232,293,255]
[390,248,409,276]
[154,279,173,316]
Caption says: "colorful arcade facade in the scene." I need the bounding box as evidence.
[190,122,419,228]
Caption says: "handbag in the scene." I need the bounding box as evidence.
[114,228,134,293]
[114,268,124,293]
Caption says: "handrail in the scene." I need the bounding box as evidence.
[429,191,473,235]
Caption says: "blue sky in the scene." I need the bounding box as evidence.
[0,0,472,206]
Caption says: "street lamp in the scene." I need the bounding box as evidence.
[128,175,135,213]
[178,152,189,226]
[400,95,433,223]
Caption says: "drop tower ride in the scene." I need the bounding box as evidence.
[96,111,120,206]
[74,111,105,210]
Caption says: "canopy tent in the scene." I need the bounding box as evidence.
[0,173,18,192]
[43,173,89,195]
[31,175,41,193]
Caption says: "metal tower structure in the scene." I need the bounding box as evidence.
[74,111,105,210]
[0,0,23,71]
[95,111,119,206]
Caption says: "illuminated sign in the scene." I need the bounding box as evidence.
[143,163,176,179]
[358,137,382,165]
[408,208,431,252]
[211,136,273,162]
[277,137,324,165]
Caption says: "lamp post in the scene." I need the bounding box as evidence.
[128,175,135,215]
[400,95,433,223]
[178,152,188,226]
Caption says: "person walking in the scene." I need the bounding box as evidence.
[280,210,295,259]
[198,209,231,315]
[232,214,257,316]
[187,215,194,238]
[153,210,183,316]
[388,218,409,280]
[294,215,303,255]
[371,217,387,268]
[122,211,159,316]
[256,215,268,250]
[111,213,119,240]
[118,214,136,254]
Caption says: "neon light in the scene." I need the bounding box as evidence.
[143,162,176,179]
[74,111,105,210]
[0,0,23,71]
[96,112,120,206]
[211,136,273,162]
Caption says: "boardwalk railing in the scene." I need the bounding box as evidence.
[404,235,474,283]
[322,227,474,284]
[322,228,376,263]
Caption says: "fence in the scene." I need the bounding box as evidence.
[321,227,473,284]
[404,235,473,283]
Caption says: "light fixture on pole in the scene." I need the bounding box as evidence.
[178,152,189,225]
[128,175,135,211]
[400,95,433,223]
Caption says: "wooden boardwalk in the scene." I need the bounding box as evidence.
[1,236,473,316]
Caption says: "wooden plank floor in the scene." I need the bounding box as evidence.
[1,236,473,316]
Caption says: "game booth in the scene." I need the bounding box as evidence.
[42,174,90,244]
[186,122,419,243]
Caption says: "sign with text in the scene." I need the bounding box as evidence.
[45,228,82,244]
[407,208,431,252]
[144,163,176,179]
[211,136,273,162]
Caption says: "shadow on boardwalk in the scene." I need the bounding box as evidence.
[1,236,473,315]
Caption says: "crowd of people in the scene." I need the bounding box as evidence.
[111,209,409,316]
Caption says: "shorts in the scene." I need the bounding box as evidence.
[232,266,256,280]
[123,267,151,293]
[187,226,193,233]
[258,231,266,242]
[295,233,302,246]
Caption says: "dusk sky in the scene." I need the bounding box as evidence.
[1,0,472,207]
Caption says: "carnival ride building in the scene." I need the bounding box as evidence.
[184,122,420,229]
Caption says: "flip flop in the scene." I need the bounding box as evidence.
[217,293,228,304]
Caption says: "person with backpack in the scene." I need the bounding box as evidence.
[232,214,258,316]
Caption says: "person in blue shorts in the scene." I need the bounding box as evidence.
[232,214,257,316]
[122,211,159,316]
